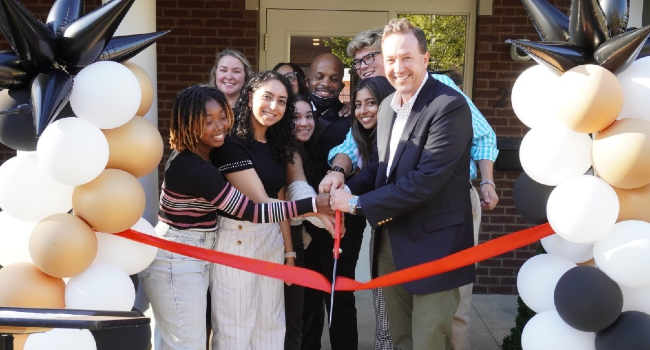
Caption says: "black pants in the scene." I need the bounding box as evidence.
[285,225,306,350]
[301,214,365,350]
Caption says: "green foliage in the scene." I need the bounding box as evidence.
[324,37,353,67]
[502,296,537,350]
[398,14,467,74]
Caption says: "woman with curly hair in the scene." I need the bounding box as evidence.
[209,71,311,350]
[140,84,330,350]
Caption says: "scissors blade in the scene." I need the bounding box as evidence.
[329,210,342,328]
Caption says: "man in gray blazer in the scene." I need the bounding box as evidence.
[328,18,474,350]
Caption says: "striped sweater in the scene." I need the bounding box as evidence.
[158,150,312,230]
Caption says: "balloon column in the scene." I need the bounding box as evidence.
[510,0,650,349]
[0,0,167,349]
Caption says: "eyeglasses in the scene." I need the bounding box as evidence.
[283,72,298,82]
[351,51,382,70]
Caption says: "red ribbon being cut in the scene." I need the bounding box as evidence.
[115,223,554,292]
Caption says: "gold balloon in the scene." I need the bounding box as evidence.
[124,62,154,116]
[103,117,164,178]
[72,169,146,233]
[577,258,596,267]
[0,263,65,308]
[593,118,650,189]
[614,183,650,222]
[556,64,623,133]
[29,213,98,278]
[14,334,28,350]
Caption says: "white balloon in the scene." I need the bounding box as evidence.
[617,57,650,122]
[547,176,619,243]
[621,284,650,314]
[517,254,576,313]
[593,220,650,288]
[93,217,158,275]
[0,154,74,222]
[541,234,594,263]
[521,311,596,350]
[24,328,96,350]
[70,61,141,129]
[519,124,592,186]
[37,118,109,186]
[0,211,35,265]
[65,263,135,311]
[511,65,562,129]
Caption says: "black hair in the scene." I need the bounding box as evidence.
[351,76,395,167]
[169,84,234,153]
[272,62,309,97]
[233,71,298,166]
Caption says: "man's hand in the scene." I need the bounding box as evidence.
[338,101,352,117]
[330,188,353,213]
[315,193,334,215]
[319,171,345,193]
[480,183,499,210]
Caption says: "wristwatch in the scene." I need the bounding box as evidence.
[330,166,346,177]
[348,195,360,215]
[480,179,496,189]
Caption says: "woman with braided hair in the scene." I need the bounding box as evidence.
[140,84,331,350]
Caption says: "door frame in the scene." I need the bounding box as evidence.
[259,0,478,97]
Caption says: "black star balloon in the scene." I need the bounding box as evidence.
[521,0,570,42]
[0,0,169,145]
[507,39,591,73]
[512,0,647,74]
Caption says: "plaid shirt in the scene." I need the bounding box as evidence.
[328,74,498,180]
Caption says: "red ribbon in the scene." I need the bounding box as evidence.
[115,223,554,292]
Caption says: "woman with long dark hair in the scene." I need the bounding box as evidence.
[140,84,329,350]
[209,72,330,350]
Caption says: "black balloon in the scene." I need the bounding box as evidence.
[30,68,73,135]
[58,0,135,68]
[46,0,84,37]
[0,87,37,151]
[521,0,570,41]
[554,266,623,332]
[594,25,650,73]
[506,39,591,73]
[513,172,555,225]
[96,30,171,63]
[600,0,629,36]
[0,50,31,89]
[0,0,57,71]
[569,0,610,55]
[596,311,650,350]
[90,309,151,350]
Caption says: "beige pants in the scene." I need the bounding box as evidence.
[450,185,481,350]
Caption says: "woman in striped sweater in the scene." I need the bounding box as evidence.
[140,84,331,350]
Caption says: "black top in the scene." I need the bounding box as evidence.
[159,150,311,229]
[211,135,287,199]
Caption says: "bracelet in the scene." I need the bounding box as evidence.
[285,251,297,258]
[312,196,318,213]
[330,166,346,177]
[480,180,496,189]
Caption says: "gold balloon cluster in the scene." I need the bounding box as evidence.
[552,62,650,223]
[0,62,162,311]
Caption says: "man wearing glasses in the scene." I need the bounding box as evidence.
[322,28,499,350]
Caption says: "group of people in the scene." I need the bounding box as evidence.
[141,17,498,350]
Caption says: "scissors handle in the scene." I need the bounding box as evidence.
[333,210,341,259]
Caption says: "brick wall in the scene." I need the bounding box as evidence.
[472,0,570,293]
[1,0,573,294]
